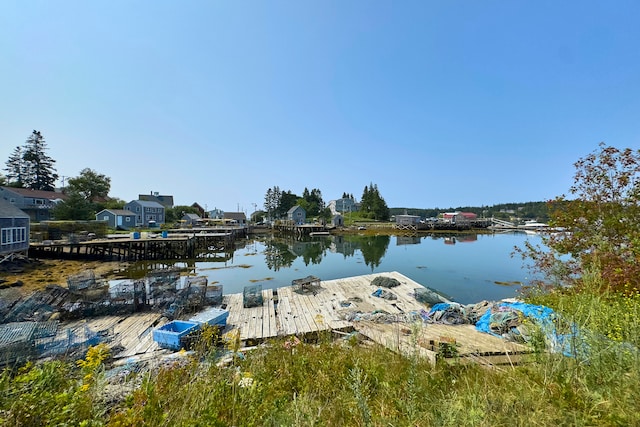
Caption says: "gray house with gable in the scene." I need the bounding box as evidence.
[287,205,306,225]
[95,209,138,230]
[0,186,66,222]
[0,198,30,260]
[124,200,165,227]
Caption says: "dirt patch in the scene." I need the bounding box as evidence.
[0,258,128,296]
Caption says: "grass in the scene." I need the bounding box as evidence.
[2,272,640,426]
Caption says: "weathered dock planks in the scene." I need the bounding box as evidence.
[58,312,168,359]
[220,271,529,363]
[51,272,528,365]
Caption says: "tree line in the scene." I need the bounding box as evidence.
[263,182,390,222]
[390,201,550,222]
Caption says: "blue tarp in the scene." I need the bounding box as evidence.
[475,301,582,357]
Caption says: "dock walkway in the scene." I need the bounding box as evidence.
[222,271,528,365]
[67,272,528,366]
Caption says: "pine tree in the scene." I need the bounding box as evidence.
[4,146,26,187]
[22,130,58,191]
[264,186,281,220]
[360,183,390,220]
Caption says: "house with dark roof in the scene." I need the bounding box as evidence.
[191,203,206,218]
[223,212,247,226]
[124,200,165,227]
[95,209,138,230]
[0,198,30,261]
[0,186,66,222]
[182,213,201,226]
[138,192,174,209]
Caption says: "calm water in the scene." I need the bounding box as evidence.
[144,231,541,304]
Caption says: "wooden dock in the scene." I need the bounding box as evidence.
[66,272,528,366]
[60,312,168,359]
[29,232,234,261]
[223,271,529,365]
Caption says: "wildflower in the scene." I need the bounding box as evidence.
[283,336,301,350]
[238,376,254,388]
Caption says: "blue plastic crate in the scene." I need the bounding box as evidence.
[153,320,200,350]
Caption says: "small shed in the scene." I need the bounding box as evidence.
[95,209,137,230]
[332,214,344,227]
[0,199,30,260]
[223,212,247,226]
[287,205,306,225]
[395,215,421,226]
[182,213,201,226]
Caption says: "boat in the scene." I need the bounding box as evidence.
[519,220,549,231]
[309,231,331,237]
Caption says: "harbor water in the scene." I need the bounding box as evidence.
[146,231,542,305]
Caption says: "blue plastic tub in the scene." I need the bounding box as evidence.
[153,320,200,350]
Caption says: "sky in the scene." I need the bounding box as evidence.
[1,1,639,214]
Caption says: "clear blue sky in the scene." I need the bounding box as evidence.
[1,1,639,213]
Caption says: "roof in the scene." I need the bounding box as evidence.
[223,212,246,220]
[97,209,137,216]
[128,200,165,209]
[287,205,305,214]
[139,194,174,206]
[183,213,201,220]
[0,199,30,218]
[1,186,67,201]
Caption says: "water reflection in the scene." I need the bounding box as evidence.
[121,233,484,278]
[260,234,391,271]
[442,234,478,245]
[115,232,536,304]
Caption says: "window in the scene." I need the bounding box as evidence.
[103,216,109,221]
[1,227,27,245]
[126,217,131,222]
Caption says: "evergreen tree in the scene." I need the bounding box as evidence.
[278,190,299,217]
[22,130,58,191]
[264,186,281,220]
[299,188,325,216]
[360,183,390,220]
[4,146,26,187]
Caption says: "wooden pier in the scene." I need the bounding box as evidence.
[274,221,327,236]
[28,232,235,261]
[222,272,529,365]
[63,272,529,366]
